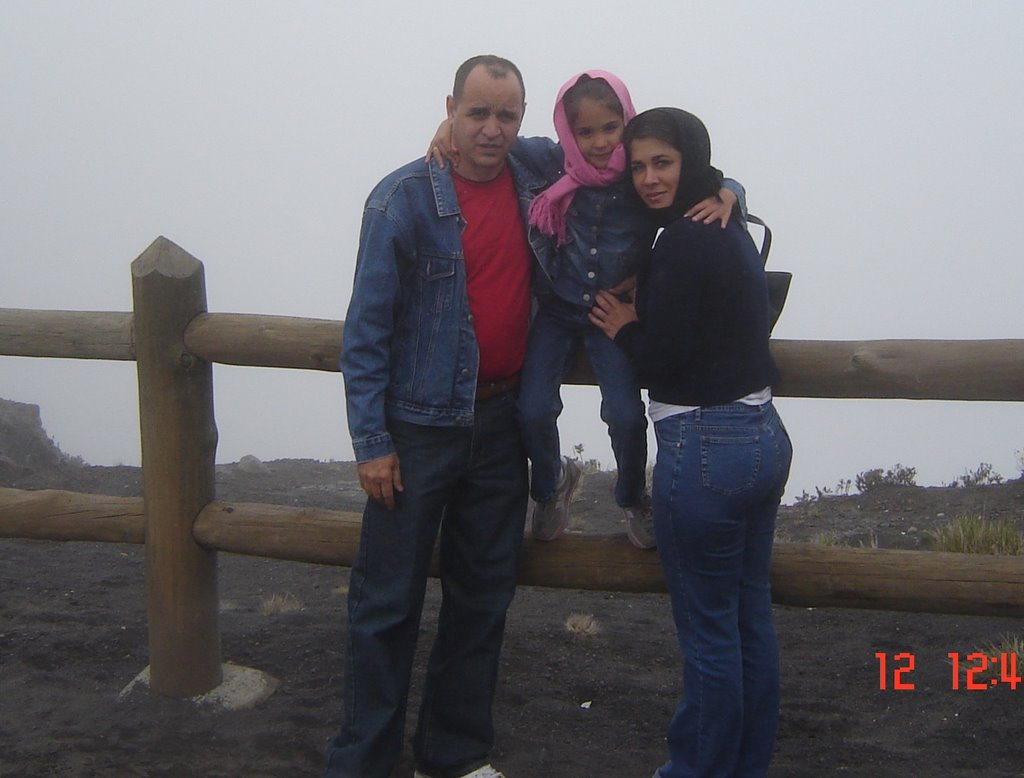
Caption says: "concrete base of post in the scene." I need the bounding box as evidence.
[119,663,279,711]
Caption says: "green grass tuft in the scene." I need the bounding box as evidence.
[928,514,1023,555]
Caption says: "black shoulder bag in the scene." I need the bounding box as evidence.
[747,213,792,333]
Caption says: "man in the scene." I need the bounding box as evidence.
[325,55,547,778]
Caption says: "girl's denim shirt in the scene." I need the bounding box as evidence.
[340,155,548,463]
[549,179,651,308]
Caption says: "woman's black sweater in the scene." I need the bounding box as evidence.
[614,217,779,407]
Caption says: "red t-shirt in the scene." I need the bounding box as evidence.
[452,167,532,382]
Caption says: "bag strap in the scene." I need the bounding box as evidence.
[747,213,772,266]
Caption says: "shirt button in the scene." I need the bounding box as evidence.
[467,314,474,322]
[583,293,591,302]
[589,248,598,256]
[587,271,596,279]
[461,368,470,376]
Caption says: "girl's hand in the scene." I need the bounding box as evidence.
[425,118,459,168]
[589,289,638,339]
[685,187,738,228]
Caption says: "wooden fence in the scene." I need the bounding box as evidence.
[2,236,1023,697]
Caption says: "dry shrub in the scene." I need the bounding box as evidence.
[564,612,602,637]
[259,592,304,616]
[812,531,840,547]
[957,633,1024,683]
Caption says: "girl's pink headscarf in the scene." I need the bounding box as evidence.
[527,70,637,246]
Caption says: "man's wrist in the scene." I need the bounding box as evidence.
[353,431,395,463]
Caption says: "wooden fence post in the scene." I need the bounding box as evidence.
[131,236,221,696]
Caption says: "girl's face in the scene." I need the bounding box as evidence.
[629,137,682,209]
[571,97,625,169]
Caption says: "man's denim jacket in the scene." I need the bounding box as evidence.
[341,153,549,463]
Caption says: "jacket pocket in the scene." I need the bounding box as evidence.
[415,252,458,314]
[420,252,456,281]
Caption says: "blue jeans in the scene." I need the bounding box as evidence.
[517,298,647,506]
[651,402,792,778]
[324,392,528,778]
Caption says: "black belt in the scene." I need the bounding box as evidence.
[476,373,520,400]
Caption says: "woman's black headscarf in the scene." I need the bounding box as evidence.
[623,107,724,227]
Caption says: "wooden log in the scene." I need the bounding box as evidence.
[518,534,667,593]
[0,488,144,543]
[185,313,341,372]
[3,302,1022,402]
[769,339,1024,401]
[191,500,1024,618]
[193,501,362,565]
[563,338,1024,401]
[1,488,1020,617]
[131,236,222,696]
[177,311,1024,402]
[0,308,134,361]
[769,543,1024,618]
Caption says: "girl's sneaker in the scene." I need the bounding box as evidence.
[624,494,656,550]
[530,456,581,541]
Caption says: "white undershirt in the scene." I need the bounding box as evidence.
[648,386,773,423]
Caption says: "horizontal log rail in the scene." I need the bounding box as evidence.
[768,338,1024,401]
[3,487,1021,618]
[184,313,341,371]
[3,307,1023,401]
[2,237,1022,698]
[0,309,135,361]
[0,487,145,543]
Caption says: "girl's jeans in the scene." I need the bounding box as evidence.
[652,402,792,778]
[517,298,647,506]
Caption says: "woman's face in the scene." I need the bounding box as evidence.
[628,137,682,209]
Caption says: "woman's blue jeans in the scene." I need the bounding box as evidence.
[324,391,528,778]
[652,402,792,778]
[517,298,647,506]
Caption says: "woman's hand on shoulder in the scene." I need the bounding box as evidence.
[685,187,738,228]
[589,289,638,340]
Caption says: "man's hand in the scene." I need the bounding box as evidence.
[357,454,404,510]
[685,187,738,228]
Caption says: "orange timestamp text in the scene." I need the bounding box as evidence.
[875,651,1021,691]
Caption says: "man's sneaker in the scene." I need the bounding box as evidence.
[531,456,582,541]
[414,764,506,778]
[624,495,656,550]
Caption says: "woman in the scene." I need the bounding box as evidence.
[589,108,792,778]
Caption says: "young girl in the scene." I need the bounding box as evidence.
[429,71,745,549]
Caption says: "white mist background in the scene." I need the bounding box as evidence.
[2,2,1022,501]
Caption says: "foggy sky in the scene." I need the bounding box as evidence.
[2,1,1022,500]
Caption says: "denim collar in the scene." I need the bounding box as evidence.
[428,156,548,218]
